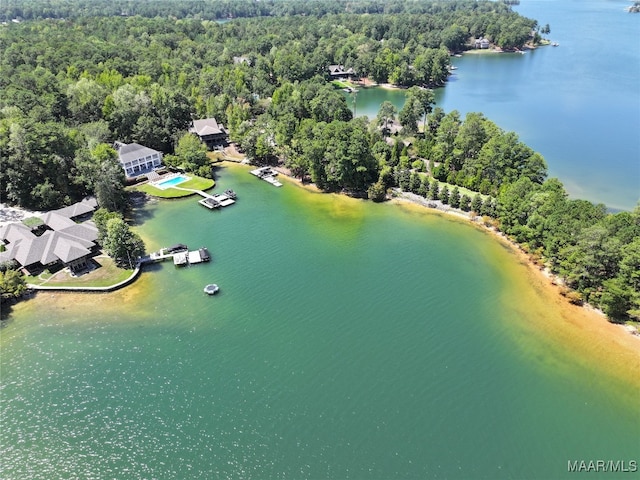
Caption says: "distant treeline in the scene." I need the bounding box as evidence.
[1,0,525,22]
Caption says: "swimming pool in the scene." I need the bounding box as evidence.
[154,174,190,190]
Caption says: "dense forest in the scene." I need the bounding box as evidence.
[1,0,527,22]
[0,0,638,322]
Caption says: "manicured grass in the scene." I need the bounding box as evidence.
[134,175,215,198]
[331,79,357,90]
[179,176,215,191]
[27,256,133,288]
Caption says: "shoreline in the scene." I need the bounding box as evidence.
[8,161,640,348]
[263,165,640,390]
[265,164,639,342]
[390,191,640,340]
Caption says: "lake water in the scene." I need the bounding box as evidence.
[2,3,639,478]
[1,164,639,479]
[350,0,640,211]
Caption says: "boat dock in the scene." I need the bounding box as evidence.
[250,167,283,187]
[174,247,211,266]
[197,191,236,209]
[139,245,211,267]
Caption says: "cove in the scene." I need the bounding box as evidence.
[347,0,639,211]
[1,163,638,479]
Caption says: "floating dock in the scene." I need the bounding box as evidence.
[250,167,283,187]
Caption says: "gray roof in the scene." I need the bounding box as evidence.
[14,234,52,266]
[1,219,97,268]
[53,197,97,218]
[116,142,162,164]
[0,223,34,243]
[53,235,92,263]
[328,65,355,75]
[58,221,98,243]
[189,118,227,137]
[1,199,100,269]
[40,212,76,231]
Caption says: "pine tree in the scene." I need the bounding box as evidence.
[450,186,461,208]
[481,198,496,217]
[440,185,450,204]
[429,180,440,200]
[409,172,422,194]
[418,177,430,198]
[398,169,411,190]
[460,194,471,211]
[471,194,483,214]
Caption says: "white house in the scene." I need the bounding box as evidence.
[475,37,490,49]
[114,142,163,178]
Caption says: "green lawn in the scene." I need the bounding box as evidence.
[134,175,215,198]
[26,256,134,288]
[331,79,356,90]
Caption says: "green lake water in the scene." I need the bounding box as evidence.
[2,164,638,479]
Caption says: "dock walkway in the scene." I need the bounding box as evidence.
[170,186,236,209]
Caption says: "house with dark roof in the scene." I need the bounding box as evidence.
[328,65,357,78]
[189,118,229,150]
[114,142,163,178]
[0,199,99,274]
[52,197,97,221]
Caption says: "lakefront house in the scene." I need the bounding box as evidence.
[328,65,357,79]
[189,117,229,150]
[475,37,491,49]
[0,198,99,274]
[114,141,163,178]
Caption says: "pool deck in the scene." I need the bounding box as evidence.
[151,173,190,190]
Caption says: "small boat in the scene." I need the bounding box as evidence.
[224,189,237,199]
[551,42,559,47]
[204,284,220,295]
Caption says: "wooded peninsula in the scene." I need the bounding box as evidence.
[1,0,638,325]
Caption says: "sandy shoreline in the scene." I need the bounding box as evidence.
[10,160,640,352]
[390,192,640,345]
[265,166,640,344]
